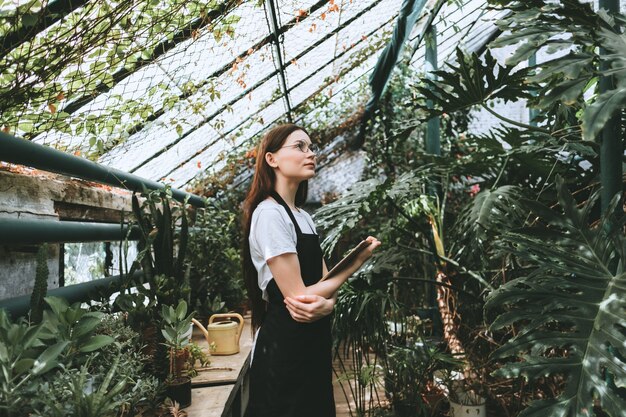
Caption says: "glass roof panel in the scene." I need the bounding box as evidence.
[99,41,276,171]
[156,3,269,87]
[166,1,401,185]
[284,0,398,90]
[132,72,284,181]
[101,0,403,181]
[169,15,398,184]
[169,94,289,186]
[410,0,496,68]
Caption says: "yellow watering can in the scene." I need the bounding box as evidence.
[192,313,244,355]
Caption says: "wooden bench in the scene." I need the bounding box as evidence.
[185,317,253,417]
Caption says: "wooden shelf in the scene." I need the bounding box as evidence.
[186,316,253,417]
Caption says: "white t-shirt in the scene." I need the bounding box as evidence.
[249,198,317,301]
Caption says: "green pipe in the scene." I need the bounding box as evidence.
[424,24,442,336]
[0,271,142,319]
[599,0,622,217]
[0,131,205,207]
[425,25,440,157]
[0,218,208,244]
[0,218,140,244]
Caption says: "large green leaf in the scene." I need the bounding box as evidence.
[73,316,102,339]
[485,178,626,417]
[451,185,526,264]
[314,178,387,254]
[528,54,594,84]
[31,341,68,375]
[582,86,626,141]
[77,335,114,353]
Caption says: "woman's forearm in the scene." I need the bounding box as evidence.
[302,259,364,298]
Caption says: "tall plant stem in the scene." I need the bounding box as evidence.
[480,103,549,134]
[436,271,465,357]
[492,154,510,189]
[439,256,493,290]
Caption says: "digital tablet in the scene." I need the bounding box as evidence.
[319,240,372,282]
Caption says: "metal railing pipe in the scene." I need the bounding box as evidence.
[0,218,140,244]
[0,218,205,244]
[0,131,206,207]
[0,271,143,319]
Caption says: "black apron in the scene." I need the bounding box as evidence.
[247,192,335,417]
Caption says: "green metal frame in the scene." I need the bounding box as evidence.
[354,0,428,148]
[0,131,206,207]
[424,24,442,334]
[598,0,621,392]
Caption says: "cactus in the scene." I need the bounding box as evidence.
[29,243,49,323]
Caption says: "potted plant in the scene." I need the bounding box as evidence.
[161,299,194,408]
[386,341,462,417]
[444,372,486,417]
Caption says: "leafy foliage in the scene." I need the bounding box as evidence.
[486,178,626,417]
[0,0,242,158]
[490,0,626,140]
[315,178,388,254]
[0,305,157,417]
[0,310,67,416]
[41,297,114,362]
[186,200,245,318]
[117,186,191,317]
[161,300,194,381]
[451,185,526,265]
[38,355,128,417]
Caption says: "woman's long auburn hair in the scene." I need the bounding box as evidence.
[242,123,310,331]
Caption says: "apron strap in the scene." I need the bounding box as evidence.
[270,190,303,238]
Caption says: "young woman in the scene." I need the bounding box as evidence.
[242,123,381,417]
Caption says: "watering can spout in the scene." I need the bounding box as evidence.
[191,318,208,338]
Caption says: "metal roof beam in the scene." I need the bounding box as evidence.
[265,0,293,122]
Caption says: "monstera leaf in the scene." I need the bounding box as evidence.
[412,48,532,118]
[451,185,526,265]
[485,177,626,417]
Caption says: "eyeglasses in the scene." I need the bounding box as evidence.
[280,141,319,154]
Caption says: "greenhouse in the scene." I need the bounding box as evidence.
[1,0,625,415]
